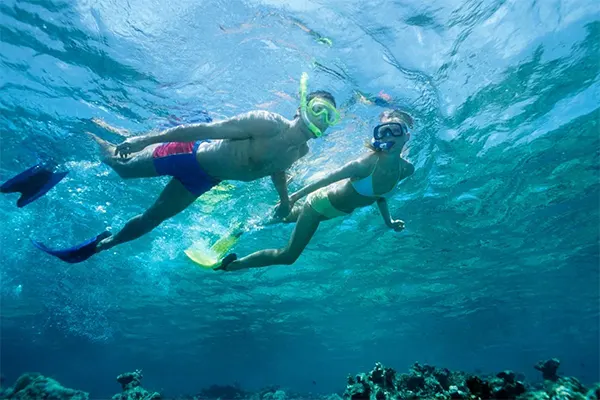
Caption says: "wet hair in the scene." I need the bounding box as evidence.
[379,109,414,128]
[307,90,336,107]
[294,90,337,119]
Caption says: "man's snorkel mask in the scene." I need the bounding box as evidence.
[371,122,409,152]
[299,72,340,138]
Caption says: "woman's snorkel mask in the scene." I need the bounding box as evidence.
[299,72,340,138]
[371,122,409,151]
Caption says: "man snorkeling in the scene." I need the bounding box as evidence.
[215,109,414,271]
[32,74,341,264]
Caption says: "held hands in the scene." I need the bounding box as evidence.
[114,137,148,158]
[388,219,405,232]
[273,200,292,220]
[273,191,301,220]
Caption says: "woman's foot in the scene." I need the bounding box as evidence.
[214,253,237,271]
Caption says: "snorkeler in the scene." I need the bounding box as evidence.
[32,74,341,263]
[215,109,414,271]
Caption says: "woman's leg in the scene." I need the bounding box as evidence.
[225,204,324,271]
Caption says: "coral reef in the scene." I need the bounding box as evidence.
[1,357,597,400]
[0,372,89,400]
[344,361,471,400]
[342,358,598,400]
[111,370,160,400]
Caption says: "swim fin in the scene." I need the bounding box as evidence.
[185,224,244,269]
[31,231,112,263]
[1,163,68,208]
[185,207,286,269]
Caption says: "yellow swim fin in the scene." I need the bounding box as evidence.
[184,247,219,269]
[185,223,245,269]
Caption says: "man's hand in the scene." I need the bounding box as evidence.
[115,137,149,158]
[273,201,291,219]
[388,219,405,232]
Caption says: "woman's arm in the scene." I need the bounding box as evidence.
[290,159,366,202]
[376,198,405,231]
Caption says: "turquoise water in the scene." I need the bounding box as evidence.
[0,0,599,397]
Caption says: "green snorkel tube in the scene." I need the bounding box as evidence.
[299,72,323,138]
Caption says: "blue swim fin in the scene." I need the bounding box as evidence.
[1,163,68,208]
[31,231,112,263]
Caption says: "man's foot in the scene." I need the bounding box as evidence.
[95,235,113,253]
[86,132,116,160]
[214,253,237,271]
[91,118,130,138]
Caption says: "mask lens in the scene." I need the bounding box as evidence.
[309,99,340,126]
[374,122,407,139]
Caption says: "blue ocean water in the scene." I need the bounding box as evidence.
[0,0,598,397]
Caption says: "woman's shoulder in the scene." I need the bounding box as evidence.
[352,152,377,174]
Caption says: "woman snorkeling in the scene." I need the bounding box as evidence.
[216,109,415,271]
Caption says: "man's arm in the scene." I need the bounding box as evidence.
[115,112,280,157]
[144,119,249,143]
[376,198,404,231]
[271,171,291,216]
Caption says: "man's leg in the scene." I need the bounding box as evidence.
[88,133,158,179]
[96,178,198,252]
[225,204,323,270]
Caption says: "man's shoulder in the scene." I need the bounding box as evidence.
[237,110,289,124]
[230,110,290,134]
[299,142,309,157]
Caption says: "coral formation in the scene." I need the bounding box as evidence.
[111,369,160,400]
[0,358,597,400]
[534,358,561,382]
[341,358,599,400]
[0,372,89,400]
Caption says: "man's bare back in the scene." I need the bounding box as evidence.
[196,111,309,181]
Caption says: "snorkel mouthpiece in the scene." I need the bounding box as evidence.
[371,138,395,151]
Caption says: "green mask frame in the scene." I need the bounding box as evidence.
[299,72,340,137]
